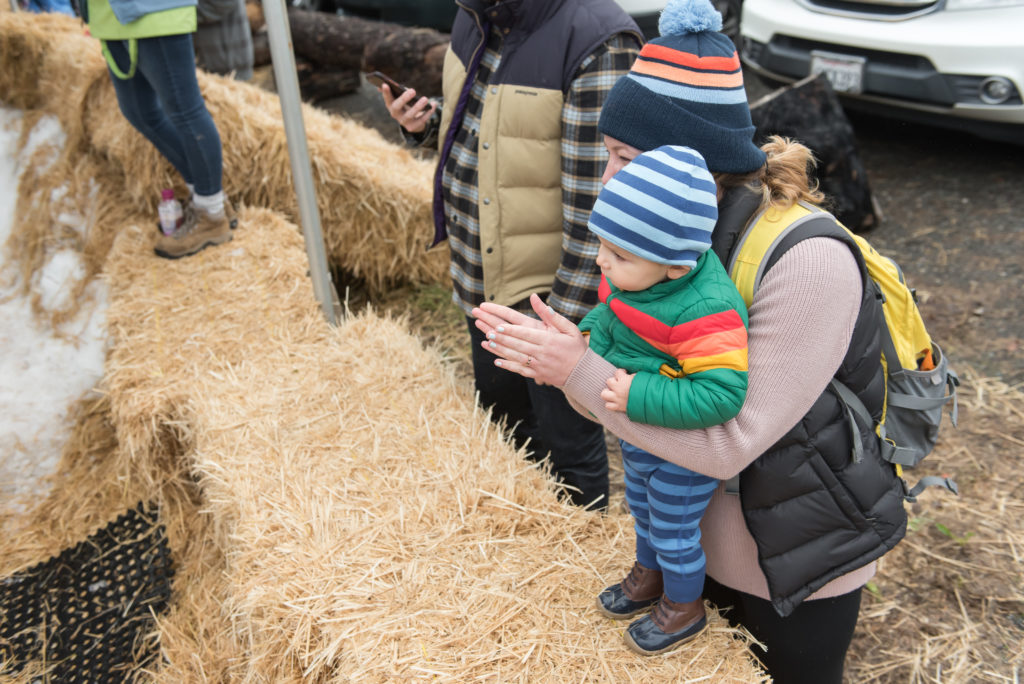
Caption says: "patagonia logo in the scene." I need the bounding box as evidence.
[513,89,539,97]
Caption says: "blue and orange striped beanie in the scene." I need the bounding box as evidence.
[588,145,718,268]
[598,0,766,174]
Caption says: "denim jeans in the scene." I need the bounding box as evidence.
[468,316,609,509]
[105,33,223,196]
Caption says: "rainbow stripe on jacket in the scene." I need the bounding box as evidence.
[579,250,749,430]
[597,274,748,379]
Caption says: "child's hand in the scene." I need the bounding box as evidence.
[601,368,633,412]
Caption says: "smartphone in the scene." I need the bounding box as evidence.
[365,70,409,99]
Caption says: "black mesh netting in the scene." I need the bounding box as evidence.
[0,502,174,682]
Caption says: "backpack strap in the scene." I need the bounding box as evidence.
[726,202,869,308]
[829,377,958,501]
[723,203,866,495]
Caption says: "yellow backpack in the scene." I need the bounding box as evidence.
[727,202,959,500]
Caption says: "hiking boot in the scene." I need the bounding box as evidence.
[154,204,232,259]
[156,198,238,233]
[624,595,707,656]
[597,562,663,619]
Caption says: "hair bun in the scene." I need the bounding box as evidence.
[658,0,723,36]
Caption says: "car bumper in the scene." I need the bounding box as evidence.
[740,0,1024,133]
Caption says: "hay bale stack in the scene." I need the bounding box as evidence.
[88,211,765,681]
[0,12,101,114]
[0,12,447,298]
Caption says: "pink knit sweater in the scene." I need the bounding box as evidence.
[564,237,877,601]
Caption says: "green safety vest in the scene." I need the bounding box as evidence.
[87,0,197,79]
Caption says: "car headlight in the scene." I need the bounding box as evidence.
[944,0,1024,10]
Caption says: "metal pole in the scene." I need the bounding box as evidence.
[261,0,341,325]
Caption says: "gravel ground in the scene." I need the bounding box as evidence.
[845,112,1024,386]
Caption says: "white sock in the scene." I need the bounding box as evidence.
[192,191,225,218]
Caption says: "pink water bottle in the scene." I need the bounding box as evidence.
[158,189,183,235]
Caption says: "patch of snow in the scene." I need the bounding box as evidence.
[0,107,109,512]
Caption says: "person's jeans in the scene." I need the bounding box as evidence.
[467,316,609,509]
[26,0,75,15]
[105,34,223,196]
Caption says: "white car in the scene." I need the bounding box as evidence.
[739,0,1024,144]
[618,0,742,42]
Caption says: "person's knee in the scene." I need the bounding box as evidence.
[116,99,162,137]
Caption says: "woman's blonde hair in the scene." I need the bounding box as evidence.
[715,135,826,212]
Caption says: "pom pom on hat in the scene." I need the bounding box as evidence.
[658,0,723,35]
[599,0,766,174]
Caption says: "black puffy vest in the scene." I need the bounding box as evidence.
[712,188,908,618]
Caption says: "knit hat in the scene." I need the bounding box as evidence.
[588,145,718,268]
[598,0,766,174]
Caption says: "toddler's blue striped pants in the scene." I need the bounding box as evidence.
[621,440,718,603]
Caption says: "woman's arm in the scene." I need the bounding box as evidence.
[475,238,863,478]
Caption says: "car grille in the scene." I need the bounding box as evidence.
[796,0,940,20]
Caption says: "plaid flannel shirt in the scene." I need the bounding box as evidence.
[414,31,639,324]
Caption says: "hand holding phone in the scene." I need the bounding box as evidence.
[365,71,408,99]
[368,70,437,135]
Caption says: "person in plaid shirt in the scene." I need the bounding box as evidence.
[381,0,641,510]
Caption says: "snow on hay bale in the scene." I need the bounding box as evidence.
[0,11,446,311]
[0,210,765,681]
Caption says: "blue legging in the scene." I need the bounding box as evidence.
[104,33,223,196]
[622,440,717,603]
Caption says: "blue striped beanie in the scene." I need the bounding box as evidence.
[598,0,766,174]
[588,145,718,268]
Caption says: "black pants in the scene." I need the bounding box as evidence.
[703,576,862,683]
[467,317,609,509]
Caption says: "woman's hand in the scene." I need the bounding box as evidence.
[380,84,436,134]
[472,294,589,387]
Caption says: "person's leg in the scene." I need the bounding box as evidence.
[135,33,222,196]
[104,40,195,185]
[646,463,717,603]
[468,316,609,508]
[703,576,862,684]
[596,442,662,618]
[620,442,658,569]
[468,316,540,451]
[526,380,608,509]
[622,458,715,655]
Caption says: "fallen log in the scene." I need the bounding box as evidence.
[296,59,361,102]
[285,8,447,97]
[750,73,881,233]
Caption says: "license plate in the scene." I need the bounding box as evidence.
[810,50,866,94]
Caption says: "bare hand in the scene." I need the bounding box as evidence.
[471,294,589,387]
[601,368,633,412]
[380,84,436,134]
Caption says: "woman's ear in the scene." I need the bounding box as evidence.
[666,264,692,280]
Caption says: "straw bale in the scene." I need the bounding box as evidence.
[74,207,764,681]
[0,12,447,314]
